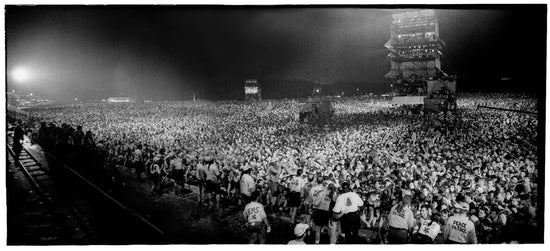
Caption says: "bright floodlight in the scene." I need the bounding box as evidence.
[11,67,31,83]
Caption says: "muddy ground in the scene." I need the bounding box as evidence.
[22,142,335,244]
[113,166,299,244]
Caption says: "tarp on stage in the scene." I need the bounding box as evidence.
[391,96,424,105]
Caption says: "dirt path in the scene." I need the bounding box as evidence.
[113,166,255,243]
[23,141,303,244]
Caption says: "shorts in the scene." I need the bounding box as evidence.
[312,209,331,227]
[269,181,279,194]
[412,233,434,244]
[388,227,408,244]
[246,221,266,244]
[173,169,184,181]
[197,179,205,187]
[288,191,302,207]
[150,173,160,186]
[340,211,360,234]
[230,181,239,192]
[246,221,264,233]
[205,180,220,193]
[133,161,144,171]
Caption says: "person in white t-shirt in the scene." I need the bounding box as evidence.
[243,191,271,244]
[332,182,363,244]
[289,169,306,222]
[412,204,431,236]
[267,163,282,208]
[414,211,443,244]
[240,165,256,205]
[195,159,207,205]
[388,194,416,244]
[326,183,340,244]
[302,173,316,215]
[288,223,309,245]
[169,152,185,194]
[444,202,477,244]
[308,175,331,244]
[203,156,221,209]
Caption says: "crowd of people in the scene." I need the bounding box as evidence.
[19,93,539,244]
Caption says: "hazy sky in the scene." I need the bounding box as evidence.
[5,5,546,100]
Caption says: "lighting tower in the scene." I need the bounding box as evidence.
[385,10,446,81]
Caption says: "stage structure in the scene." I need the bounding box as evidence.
[299,98,334,123]
[244,79,262,101]
[385,9,456,112]
[107,97,135,103]
[299,85,334,124]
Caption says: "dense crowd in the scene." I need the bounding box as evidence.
[20,93,539,244]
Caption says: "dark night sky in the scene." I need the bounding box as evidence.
[5,5,547,100]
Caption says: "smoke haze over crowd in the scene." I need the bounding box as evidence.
[5,5,546,100]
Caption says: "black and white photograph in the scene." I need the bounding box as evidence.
[2,2,547,246]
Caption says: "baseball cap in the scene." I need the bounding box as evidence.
[294,223,309,237]
[454,202,469,211]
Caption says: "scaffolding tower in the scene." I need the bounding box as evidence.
[244,79,262,101]
[385,10,447,81]
[385,10,456,112]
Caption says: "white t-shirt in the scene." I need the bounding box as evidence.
[332,191,363,214]
[445,215,477,244]
[309,184,331,211]
[196,163,206,180]
[204,164,220,182]
[289,176,306,193]
[243,202,267,223]
[133,149,143,162]
[268,166,281,182]
[303,181,315,199]
[170,158,183,170]
[240,173,255,196]
[419,221,441,240]
[388,204,416,230]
